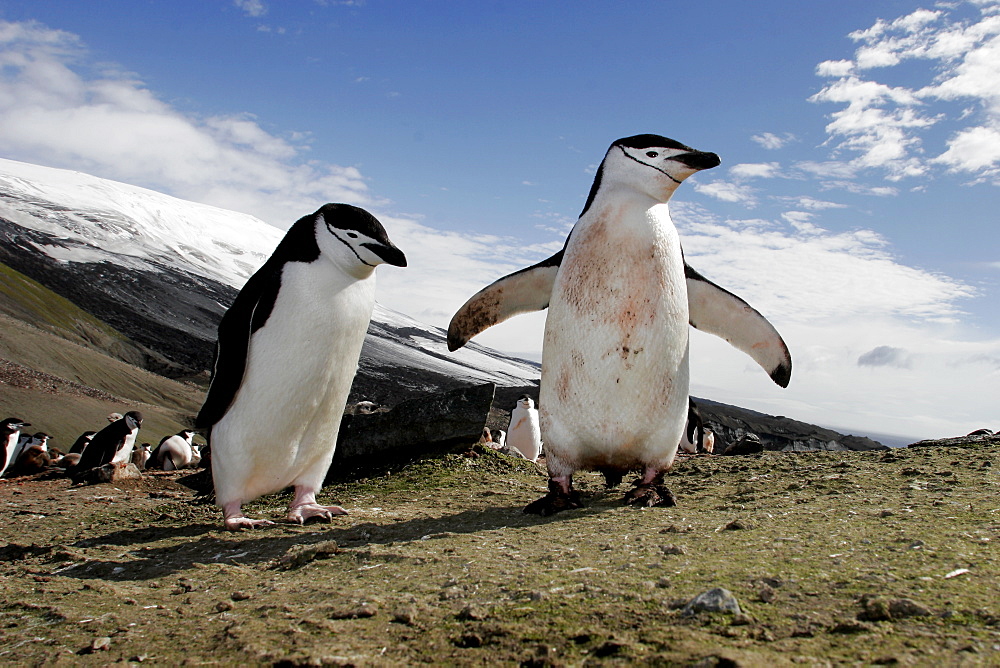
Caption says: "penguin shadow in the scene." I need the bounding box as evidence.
[55,497,621,582]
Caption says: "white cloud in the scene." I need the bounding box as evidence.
[0,20,373,226]
[234,0,267,18]
[750,132,795,150]
[693,180,757,205]
[812,3,1000,184]
[730,162,780,179]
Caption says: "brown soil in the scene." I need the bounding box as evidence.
[0,442,998,666]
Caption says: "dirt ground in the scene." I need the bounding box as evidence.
[0,441,998,666]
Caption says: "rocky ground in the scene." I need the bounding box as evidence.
[0,440,998,666]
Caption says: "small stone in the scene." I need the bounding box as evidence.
[879,509,895,517]
[215,601,234,613]
[454,632,482,648]
[660,544,686,555]
[458,605,488,621]
[682,588,742,616]
[758,584,776,603]
[91,637,111,652]
[392,605,417,625]
[724,519,751,531]
[231,591,251,601]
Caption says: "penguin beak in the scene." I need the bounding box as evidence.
[670,151,721,171]
[362,242,408,267]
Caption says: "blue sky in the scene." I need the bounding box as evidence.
[0,0,997,441]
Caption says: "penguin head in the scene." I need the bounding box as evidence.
[1,418,30,434]
[313,204,407,278]
[517,394,535,410]
[124,411,143,430]
[583,134,720,212]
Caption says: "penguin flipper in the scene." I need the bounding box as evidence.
[196,266,283,429]
[685,264,792,388]
[447,250,563,351]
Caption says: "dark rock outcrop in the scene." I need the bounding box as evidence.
[907,432,1000,448]
[329,382,497,469]
[698,399,887,453]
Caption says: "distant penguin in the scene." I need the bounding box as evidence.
[195,203,406,530]
[0,418,31,477]
[189,444,203,468]
[132,443,153,470]
[69,431,97,455]
[478,427,494,446]
[702,428,715,454]
[679,399,704,455]
[71,411,143,479]
[154,430,196,470]
[448,134,791,515]
[492,429,506,449]
[506,395,543,462]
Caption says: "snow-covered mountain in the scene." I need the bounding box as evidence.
[0,158,539,401]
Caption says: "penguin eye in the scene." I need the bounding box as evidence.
[646,151,659,158]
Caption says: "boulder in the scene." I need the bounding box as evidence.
[332,382,496,463]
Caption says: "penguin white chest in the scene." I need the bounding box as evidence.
[213,260,375,501]
[540,202,689,467]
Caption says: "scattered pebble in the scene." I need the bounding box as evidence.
[660,544,686,556]
[90,637,111,652]
[682,588,742,617]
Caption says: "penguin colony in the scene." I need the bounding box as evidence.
[1,415,208,482]
[4,135,793,528]
[449,134,791,515]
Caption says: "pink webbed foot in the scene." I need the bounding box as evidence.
[286,503,348,525]
[222,501,274,531]
[286,487,348,525]
[524,477,582,516]
[224,516,275,531]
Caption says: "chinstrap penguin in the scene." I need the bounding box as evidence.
[1,418,31,477]
[448,134,791,515]
[152,429,197,470]
[70,411,143,480]
[196,203,406,530]
[679,399,704,455]
[506,395,543,462]
[69,431,96,455]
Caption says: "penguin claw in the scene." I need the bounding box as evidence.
[286,503,348,525]
[224,516,275,531]
[623,483,677,508]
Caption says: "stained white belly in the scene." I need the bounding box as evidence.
[212,261,375,504]
[539,203,689,472]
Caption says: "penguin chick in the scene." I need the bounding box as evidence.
[196,203,406,530]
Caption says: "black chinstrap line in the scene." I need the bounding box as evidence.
[327,222,376,267]
[618,145,683,184]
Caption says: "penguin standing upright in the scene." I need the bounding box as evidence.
[196,203,406,530]
[678,398,704,455]
[0,418,31,477]
[506,395,543,462]
[448,134,791,515]
[71,411,143,479]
